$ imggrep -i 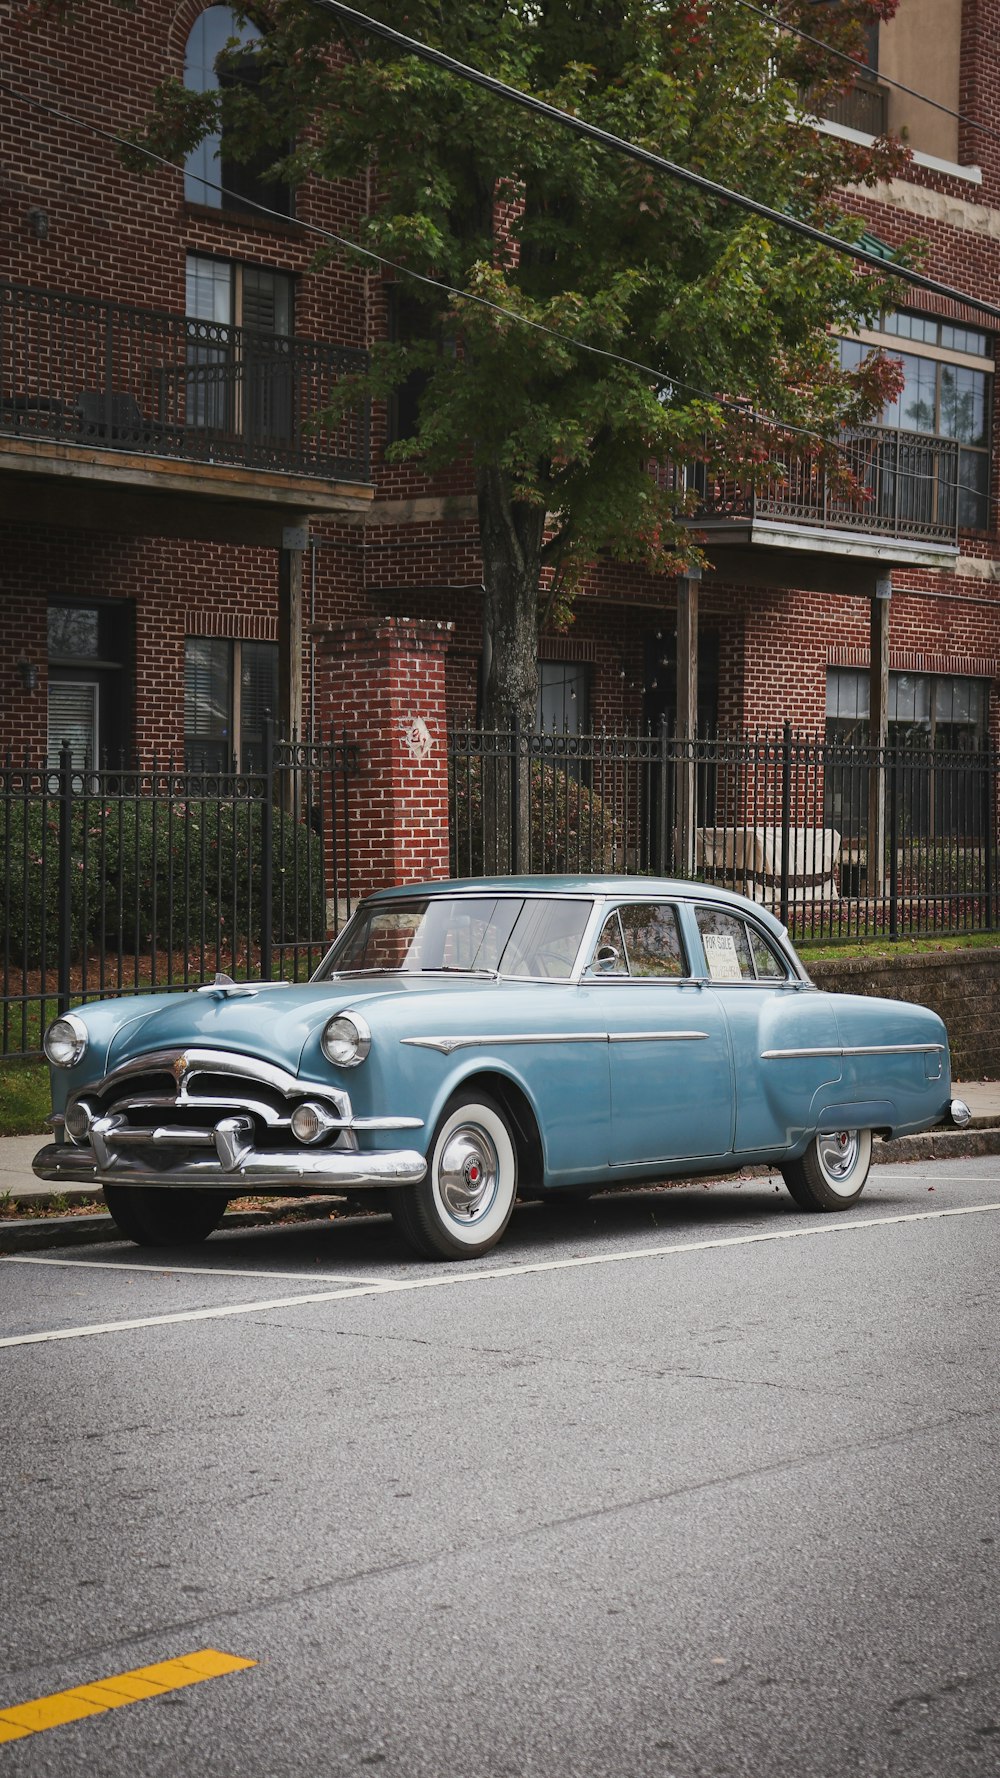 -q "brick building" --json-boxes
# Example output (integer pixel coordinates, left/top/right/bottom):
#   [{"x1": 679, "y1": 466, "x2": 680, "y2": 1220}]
[{"x1": 2, "y1": 0, "x2": 999, "y2": 893}]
